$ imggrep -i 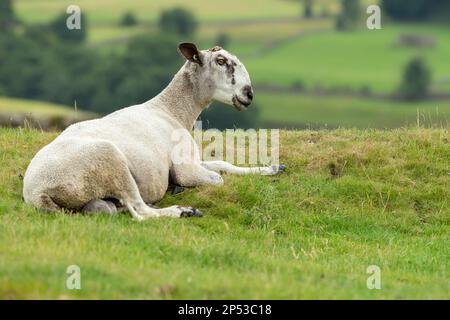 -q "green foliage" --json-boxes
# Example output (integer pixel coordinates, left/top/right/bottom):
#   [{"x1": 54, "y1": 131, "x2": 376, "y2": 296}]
[
  {"x1": 336, "y1": 0, "x2": 361, "y2": 31},
  {"x1": 200, "y1": 102, "x2": 260, "y2": 130},
  {"x1": 0, "y1": 30, "x2": 102, "y2": 108},
  {"x1": 0, "y1": 34, "x2": 55, "y2": 99},
  {"x1": 120, "y1": 11, "x2": 138, "y2": 27},
  {"x1": 49, "y1": 11, "x2": 87, "y2": 44},
  {"x1": 303, "y1": 0, "x2": 313, "y2": 18},
  {"x1": 0, "y1": 0, "x2": 16, "y2": 33},
  {"x1": 216, "y1": 33, "x2": 230, "y2": 49},
  {"x1": 1, "y1": 127, "x2": 448, "y2": 298},
  {"x1": 90, "y1": 34, "x2": 182, "y2": 112},
  {"x1": 0, "y1": 13, "x2": 186, "y2": 115},
  {"x1": 399, "y1": 57, "x2": 431, "y2": 101},
  {"x1": 381, "y1": 0, "x2": 450, "y2": 21},
  {"x1": 256, "y1": 93, "x2": 449, "y2": 129},
  {"x1": 0, "y1": 5, "x2": 262, "y2": 127},
  {"x1": 158, "y1": 7, "x2": 198, "y2": 36},
  {"x1": 245, "y1": 24, "x2": 450, "y2": 94}
]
